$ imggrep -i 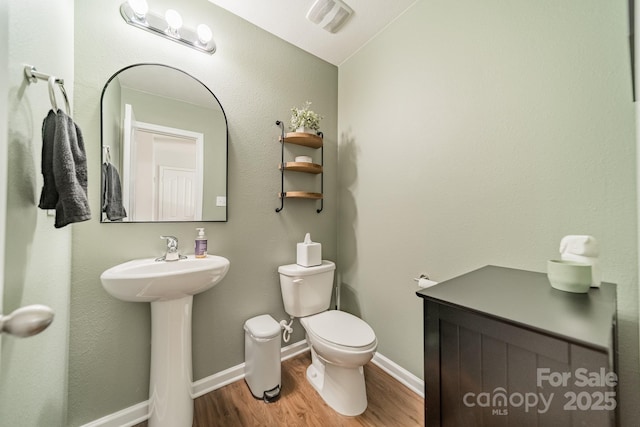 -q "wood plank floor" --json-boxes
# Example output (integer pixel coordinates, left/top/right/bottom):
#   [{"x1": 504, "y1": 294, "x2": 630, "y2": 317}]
[{"x1": 134, "y1": 351, "x2": 423, "y2": 426}]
